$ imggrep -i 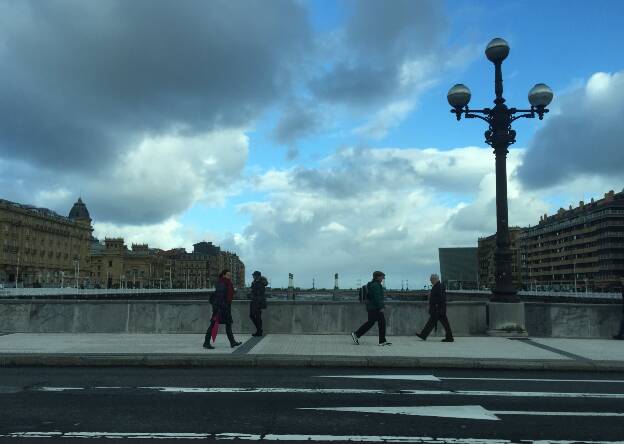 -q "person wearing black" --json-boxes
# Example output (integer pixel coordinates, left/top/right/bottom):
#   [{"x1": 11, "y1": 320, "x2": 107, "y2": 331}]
[
  {"x1": 416, "y1": 273, "x2": 454, "y2": 342},
  {"x1": 249, "y1": 270, "x2": 268, "y2": 337},
  {"x1": 351, "y1": 271, "x2": 392, "y2": 346},
  {"x1": 203, "y1": 269, "x2": 242, "y2": 349},
  {"x1": 614, "y1": 277, "x2": 624, "y2": 340}
]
